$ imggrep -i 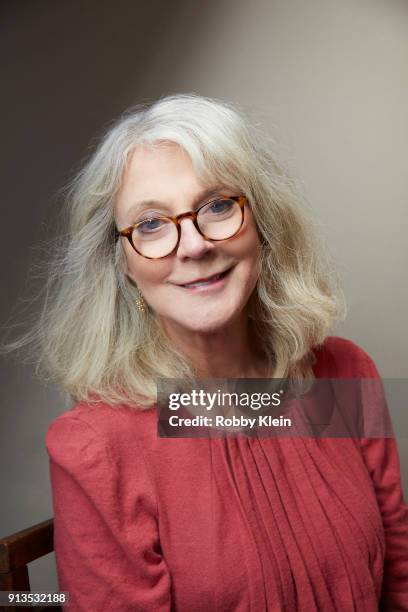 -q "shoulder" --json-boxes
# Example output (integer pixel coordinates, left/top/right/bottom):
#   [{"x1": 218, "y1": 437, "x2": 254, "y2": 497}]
[
  {"x1": 45, "y1": 400, "x2": 158, "y2": 468},
  {"x1": 46, "y1": 402, "x2": 161, "y2": 534},
  {"x1": 312, "y1": 335, "x2": 381, "y2": 378}
]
